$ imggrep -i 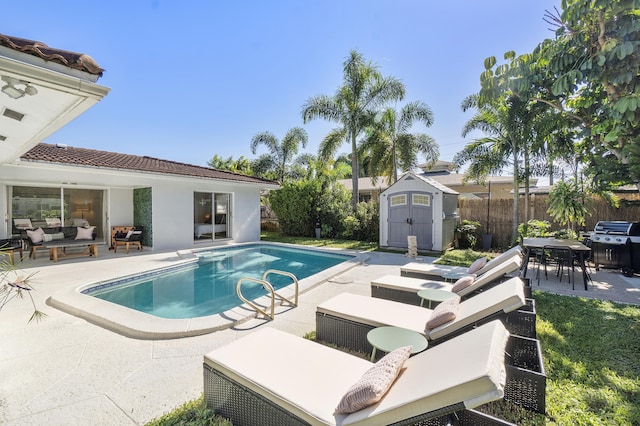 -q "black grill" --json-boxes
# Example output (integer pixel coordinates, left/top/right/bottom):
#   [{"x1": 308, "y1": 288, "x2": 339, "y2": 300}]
[{"x1": 591, "y1": 221, "x2": 640, "y2": 277}]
